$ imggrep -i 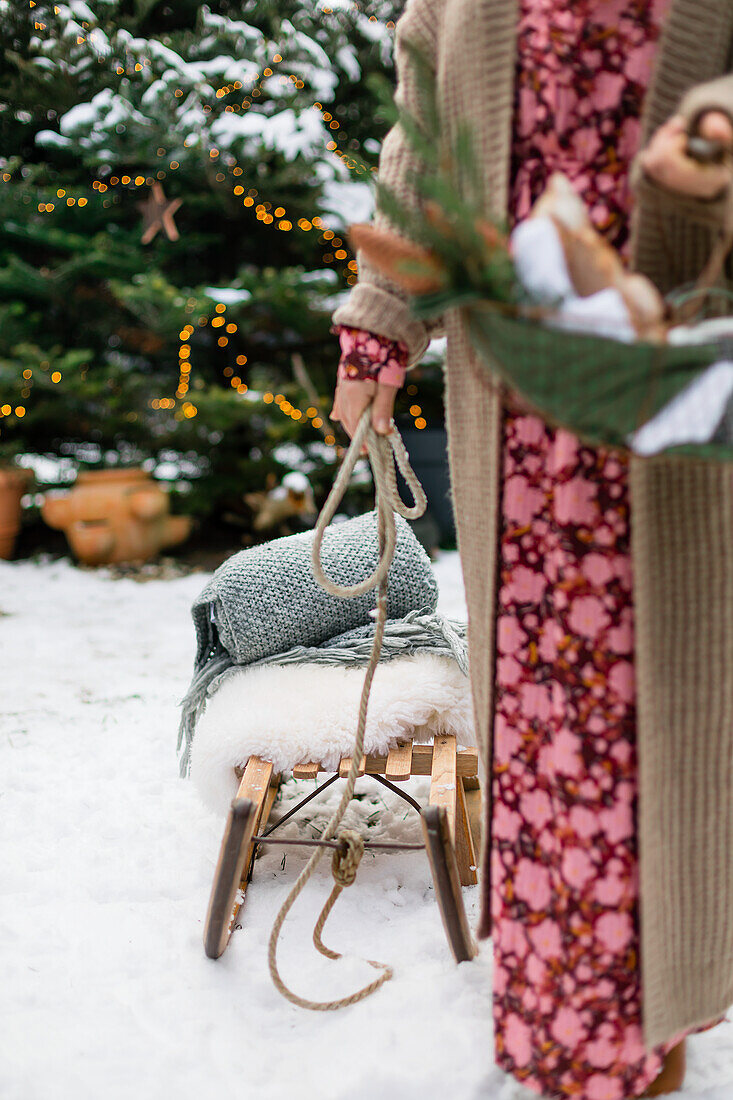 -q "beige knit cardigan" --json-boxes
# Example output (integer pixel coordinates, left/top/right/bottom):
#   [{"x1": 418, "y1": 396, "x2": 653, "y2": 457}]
[{"x1": 333, "y1": 0, "x2": 733, "y2": 1049}]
